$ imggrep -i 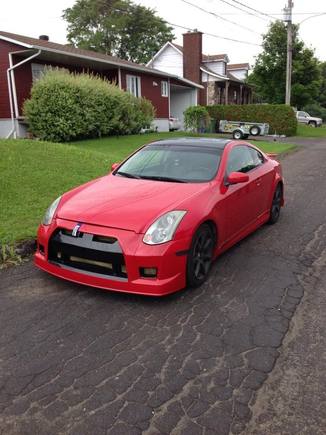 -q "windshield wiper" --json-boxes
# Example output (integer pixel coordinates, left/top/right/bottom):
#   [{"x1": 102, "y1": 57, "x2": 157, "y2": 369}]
[
  {"x1": 116, "y1": 171, "x2": 141, "y2": 179},
  {"x1": 139, "y1": 175, "x2": 187, "y2": 183}
]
